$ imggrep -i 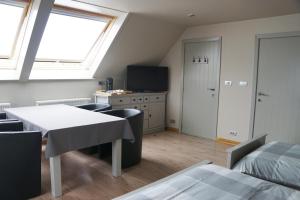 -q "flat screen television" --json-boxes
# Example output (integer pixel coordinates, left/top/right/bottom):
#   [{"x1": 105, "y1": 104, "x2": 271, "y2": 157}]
[{"x1": 126, "y1": 65, "x2": 169, "y2": 92}]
